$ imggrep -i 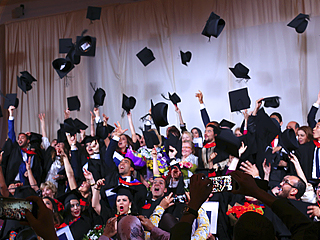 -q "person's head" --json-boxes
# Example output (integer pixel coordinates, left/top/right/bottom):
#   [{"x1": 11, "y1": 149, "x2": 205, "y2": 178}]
[
  {"x1": 69, "y1": 199, "x2": 81, "y2": 219},
  {"x1": 117, "y1": 134, "x2": 133, "y2": 152},
  {"x1": 63, "y1": 194, "x2": 81, "y2": 223},
  {"x1": 234, "y1": 127, "x2": 243, "y2": 137},
  {"x1": 85, "y1": 139, "x2": 99, "y2": 155},
  {"x1": 8, "y1": 181, "x2": 23, "y2": 195},
  {"x1": 204, "y1": 122, "x2": 219, "y2": 143},
  {"x1": 191, "y1": 127, "x2": 202, "y2": 139},
  {"x1": 118, "y1": 158, "x2": 135, "y2": 177},
  {"x1": 43, "y1": 196, "x2": 55, "y2": 211},
  {"x1": 286, "y1": 121, "x2": 300, "y2": 135},
  {"x1": 233, "y1": 211, "x2": 275, "y2": 240},
  {"x1": 18, "y1": 133, "x2": 29, "y2": 148},
  {"x1": 55, "y1": 142, "x2": 66, "y2": 156},
  {"x1": 40, "y1": 181, "x2": 57, "y2": 199},
  {"x1": 51, "y1": 139, "x2": 58, "y2": 148},
  {"x1": 166, "y1": 126, "x2": 181, "y2": 139},
  {"x1": 270, "y1": 112, "x2": 283, "y2": 126},
  {"x1": 151, "y1": 177, "x2": 167, "y2": 200},
  {"x1": 116, "y1": 195, "x2": 132, "y2": 215},
  {"x1": 313, "y1": 121, "x2": 320, "y2": 141},
  {"x1": 78, "y1": 180, "x2": 91, "y2": 194},
  {"x1": 181, "y1": 140, "x2": 195, "y2": 158},
  {"x1": 136, "y1": 134, "x2": 145, "y2": 147},
  {"x1": 297, "y1": 126, "x2": 313, "y2": 145},
  {"x1": 181, "y1": 131, "x2": 193, "y2": 142},
  {"x1": 278, "y1": 175, "x2": 306, "y2": 200},
  {"x1": 117, "y1": 215, "x2": 145, "y2": 240}
]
